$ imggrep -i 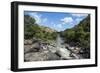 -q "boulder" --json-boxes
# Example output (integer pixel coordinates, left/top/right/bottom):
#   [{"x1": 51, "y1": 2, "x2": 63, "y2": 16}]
[
  {"x1": 46, "y1": 52, "x2": 60, "y2": 60},
  {"x1": 24, "y1": 39, "x2": 33, "y2": 45},
  {"x1": 24, "y1": 50, "x2": 60, "y2": 62},
  {"x1": 24, "y1": 52, "x2": 48, "y2": 61},
  {"x1": 24, "y1": 42, "x2": 41, "y2": 53}
]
